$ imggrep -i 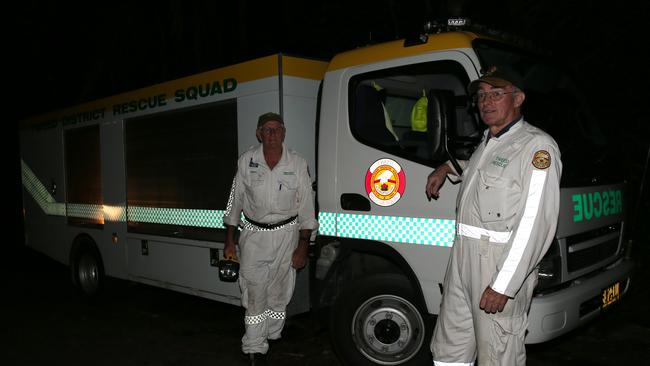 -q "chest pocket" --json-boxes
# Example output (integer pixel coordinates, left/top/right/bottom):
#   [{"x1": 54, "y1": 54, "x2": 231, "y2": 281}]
[
  {"x1": 276, "y1": 175, "x2": 298, "y2": 212},
  {"x1": 477, "y1": 169, "x2": 517, "y2": 223},
  {"x1": 244, "y1": 171, "x2": 266, "y2": 208}
]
